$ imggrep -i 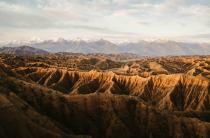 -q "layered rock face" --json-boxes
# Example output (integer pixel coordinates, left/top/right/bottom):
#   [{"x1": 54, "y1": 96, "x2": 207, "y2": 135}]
[{"x1": 0, "y1": 55, "x2": 210, "y2": 138}]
